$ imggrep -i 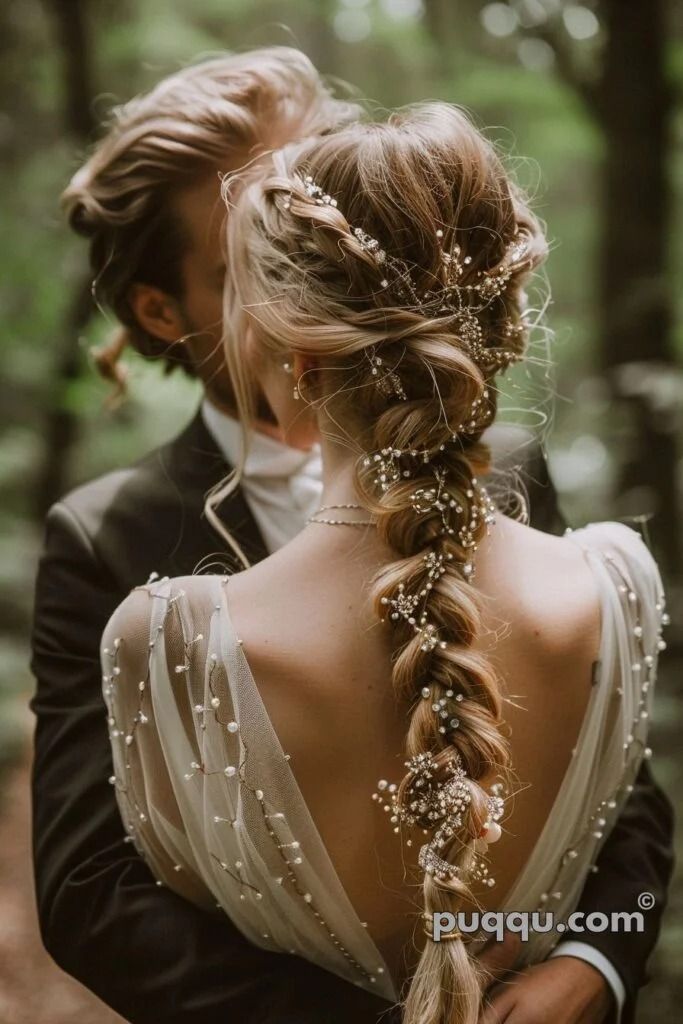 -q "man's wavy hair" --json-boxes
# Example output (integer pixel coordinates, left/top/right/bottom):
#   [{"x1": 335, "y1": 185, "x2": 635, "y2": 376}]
[{"x1": 62, "y1": 47, "x2": 363, "y2": 388}]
